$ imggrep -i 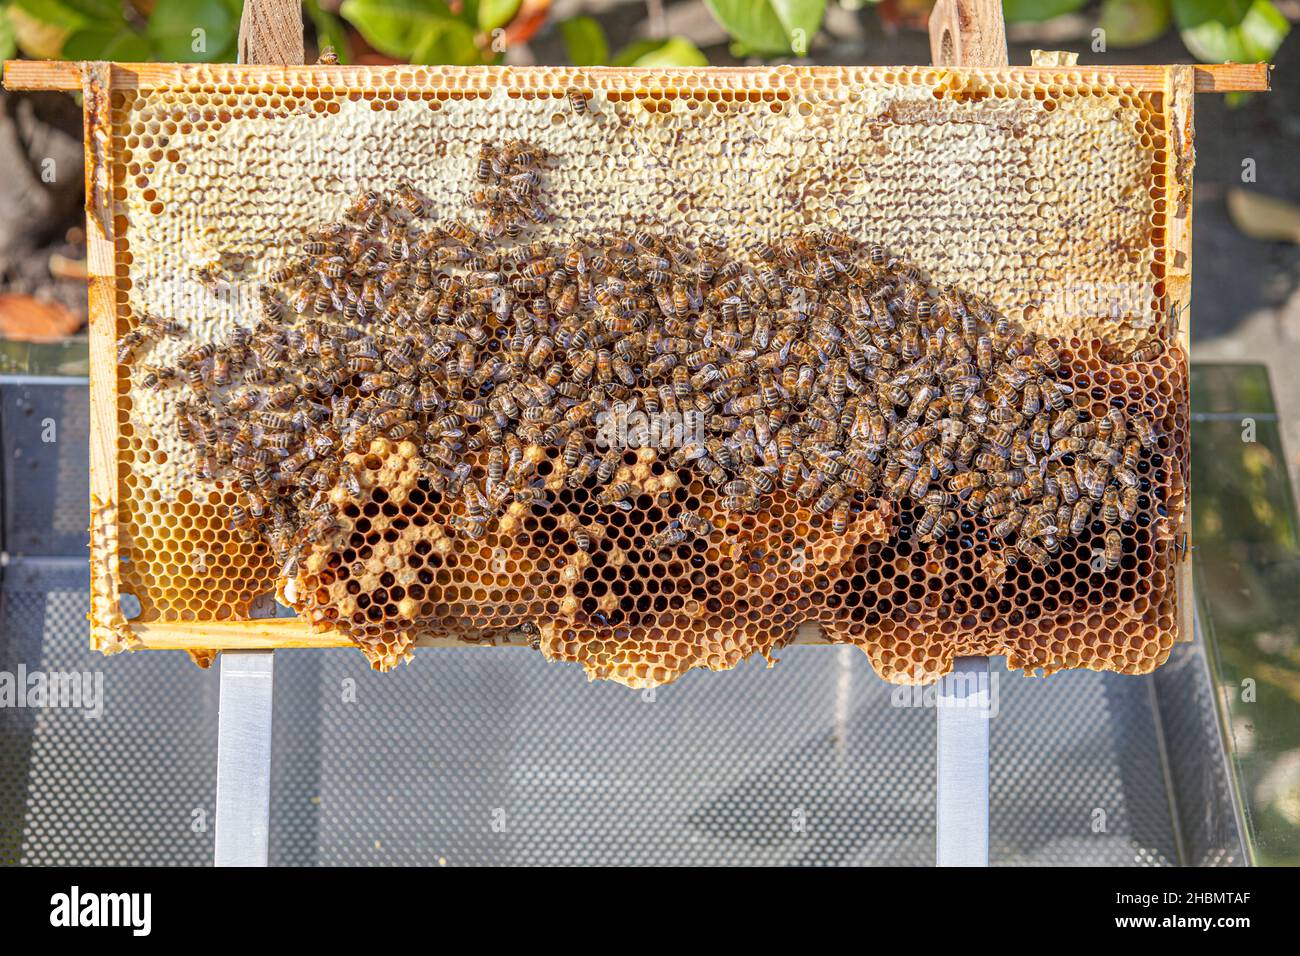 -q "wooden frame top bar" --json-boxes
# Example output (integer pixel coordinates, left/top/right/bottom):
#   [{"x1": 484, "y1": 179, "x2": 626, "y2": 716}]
[{"x1": 3, "y1": 59, "x2": 1273, "y2": 94}]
